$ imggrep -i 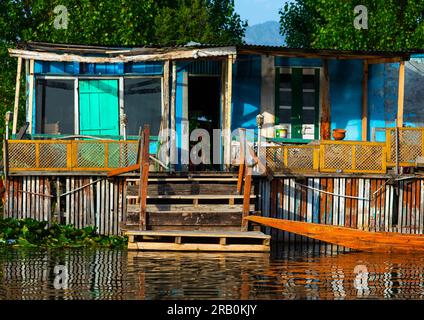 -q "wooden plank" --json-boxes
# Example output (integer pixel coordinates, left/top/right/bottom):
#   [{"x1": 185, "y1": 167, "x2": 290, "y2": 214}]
[
  {"x1": 237, "y1": 129, "x2": 246, "y2": 194},
  {"x1": 306, "y1": 179, "x2": 313, "y2": 223},
  {"x1": 160, "y1": 60, "x2": 170, "y2": 166},
  {"x1": 107, "y1": 164, "x2": 140, "y2": 178},
  {"x1": 241, "y1": 166, "x2": 252, "y2": 231},
  {"x1": 12, "y1": 57, "x2": 22, "y2": 134},
  {"x1": 333, "y1": 178, "x2": 339, "y2": 226},
  {"x1": 362, "y1": 61, "x2": 368, "y2": 141},
  {"x1": 127, "y1": 183, "x2": 239, "y2": 196},
  {"x1": 96, "y1": 179, "x2": 101, "y2": 233},
  {"x1": 421, "y1": 180, "x2": 424, "y2": 234},
  {"x1": 170, "y1": 61, "x2": 177, "y2": 167},
  {"x1": 397, "y1": 61, "x2": 405, "y2": 127},
  {"x1": 363, "y1": 179, "x2": 370, "y2": 231},
  {"x1": 128, "y1": 242, "x2": 270, "y2": 252},
  {"x1": 28, "y1": 59, "x2": 34, "y2": 134},
  {"x1": 125, "y1": 230, "x2": 270, "y2": 239},
  {"x1": 147, "y1": 211, "x2": 243, "y2": 226},
  {"x1": 357, "y1": 178, "x2": 364, "y2": 230},
  {"x1": 105, "y1": 178, "x2": 110, "y2": 235},
  {"x1": 139, "y1": 125, "x2": 150, "y2": 230},
  {"x1": 9, "y1": 47, "x2": 238, "y2": 64}
]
